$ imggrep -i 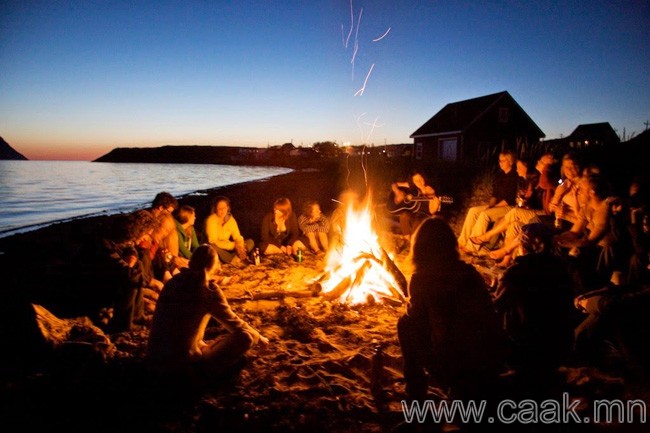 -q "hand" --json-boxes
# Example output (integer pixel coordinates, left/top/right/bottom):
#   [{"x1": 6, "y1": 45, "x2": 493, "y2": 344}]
[
  {"x1": 258, "y1": 335, "x2": 270, "y2": 346},
  {"x1": 235, "y1": 242, "x2": 247, "y2": 260},
  {"x1": 126, "y1": 254, "x2": 138, "y2": 268}
]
